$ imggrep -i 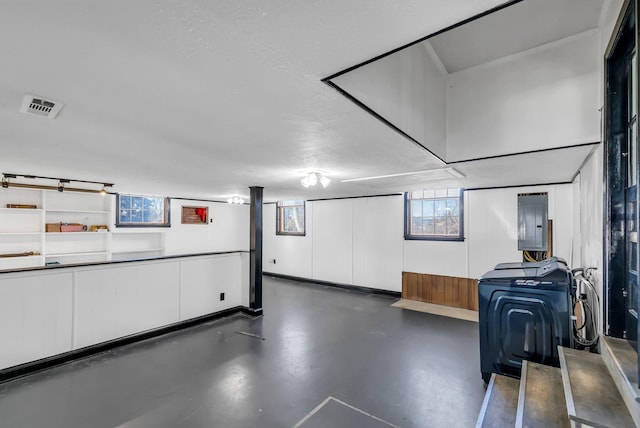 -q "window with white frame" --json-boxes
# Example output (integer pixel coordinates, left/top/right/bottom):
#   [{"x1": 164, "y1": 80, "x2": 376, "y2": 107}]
[{"x1": 405, "y1": 188, "x2": 463, "y2": 240}]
